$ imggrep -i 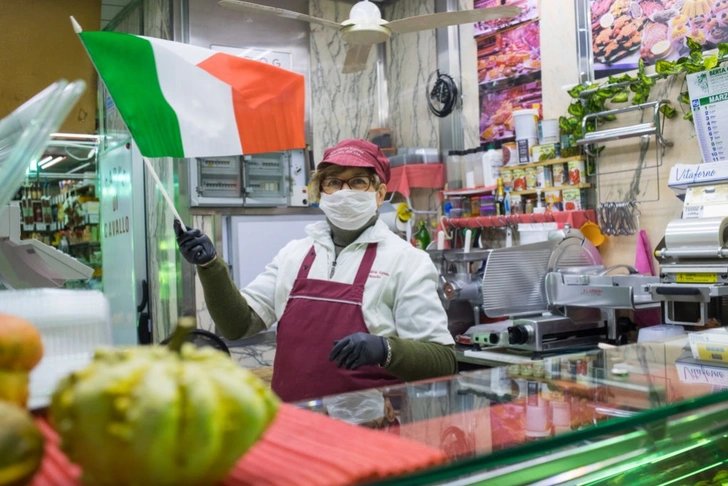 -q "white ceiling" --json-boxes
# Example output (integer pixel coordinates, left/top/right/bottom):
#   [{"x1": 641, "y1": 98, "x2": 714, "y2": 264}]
[
  {"x1": 100, "y1": 0, "x2": 396, "y2": 29},
  {"x1": 101, "y1": 0, "x2": 135, "y2": 29}
]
